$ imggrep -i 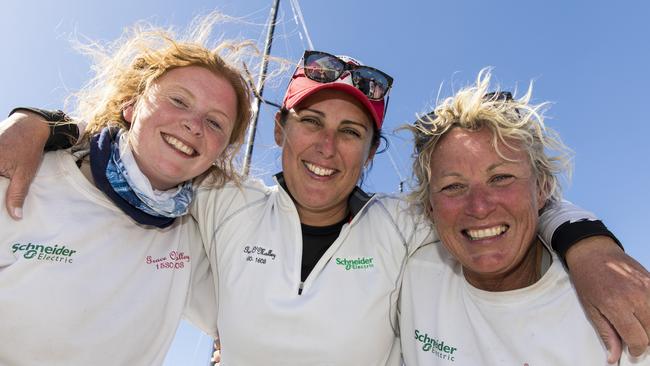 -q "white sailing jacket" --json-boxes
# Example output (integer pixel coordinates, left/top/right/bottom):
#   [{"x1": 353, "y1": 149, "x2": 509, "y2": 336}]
[
  {"x1": 192, "y1": 174, "x2": 433, "y2": 365},
  {"x1": 0, "y1": 151, "x2": 217, "y2": 366}
]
